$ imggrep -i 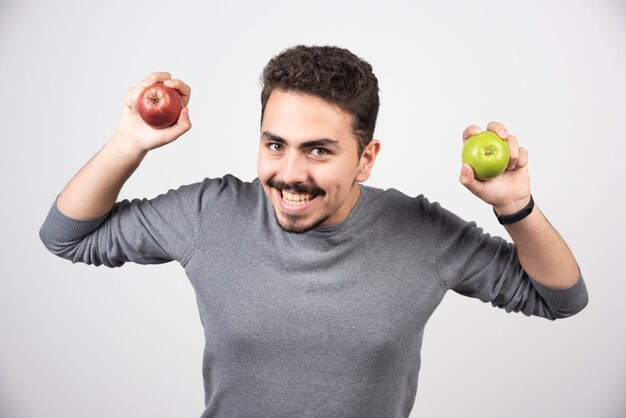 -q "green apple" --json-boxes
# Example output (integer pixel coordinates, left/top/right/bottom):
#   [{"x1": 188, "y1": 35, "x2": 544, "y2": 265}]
[{"x1": 462, "y1": 131, "x2": 510, "y2": 180}]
